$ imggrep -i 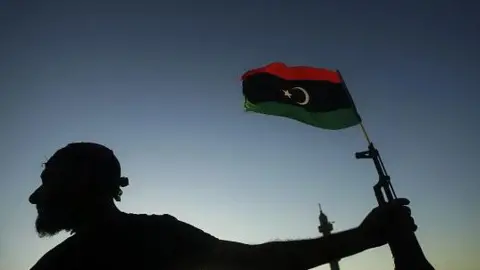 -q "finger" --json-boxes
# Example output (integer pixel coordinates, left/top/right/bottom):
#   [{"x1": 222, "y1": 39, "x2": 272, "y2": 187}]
[
  {"x1": 393, "y1": 214, "x2": 417, "y2": 230},
  {"x1": 383, "y1": 202, "x2": 411, "y2": 215},
  {"x1": 395, "y1": 207, "x2": 414, "y2": 222},
  {"x1": 400, "y1": 206, "x2": 412, "y2": 215},
  {"x1": 392, "y1": 198, "x2": 410, "y2": 206},
  {"x1": 401, "y1": 218, "x2": 417, "y2": 232},
  {"x1": 410, "y1": 217, "x2": 417, "y2": 229}
]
